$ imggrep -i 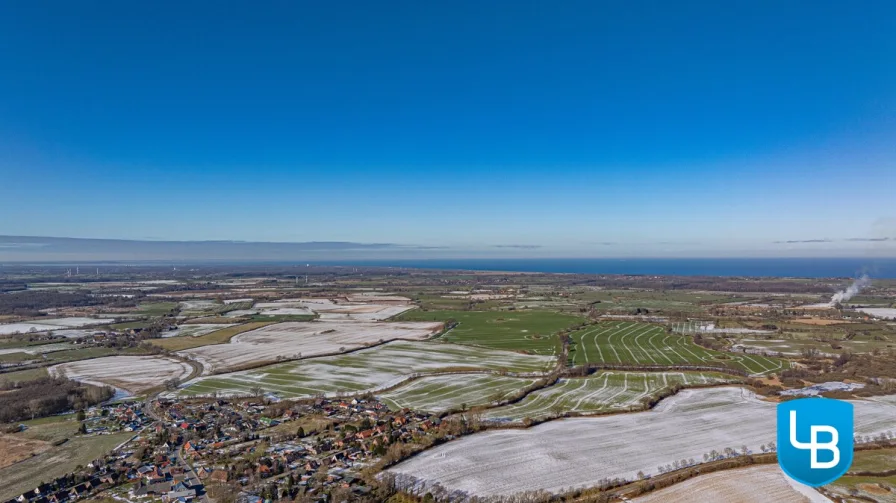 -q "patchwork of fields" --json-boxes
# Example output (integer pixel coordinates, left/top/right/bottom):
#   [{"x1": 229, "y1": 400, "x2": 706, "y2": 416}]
[
  {"x1": 377, "y1": 374, "x2": 538, "y2": 413},
  {"x1": 481, "y1": 371, "x2": 737, "y2": 422},
  {"x1": 397, "y1": 310, "x2": 585, "y2": 355},
  {"x1": 174, "y1": 341, "x2": 555, "y2": 399},
  {"x1": 570, "y1": 321, "x2": 787, "y2": 375},
  {"x1": 179, "y1": 320, "x2": 444, "y2": 374}
]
